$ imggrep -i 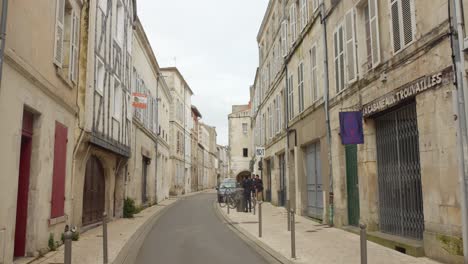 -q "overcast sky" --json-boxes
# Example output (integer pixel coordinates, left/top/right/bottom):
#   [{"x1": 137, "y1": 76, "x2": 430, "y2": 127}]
[{"x1": 137, "y1": 0, "x2": 269, "y2": 146}]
